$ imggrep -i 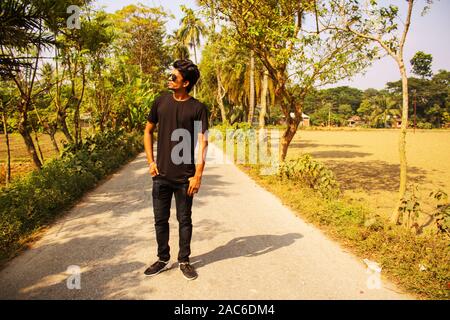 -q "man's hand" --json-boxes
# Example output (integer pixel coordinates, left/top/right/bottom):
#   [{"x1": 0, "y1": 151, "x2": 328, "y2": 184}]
[
  {"x1": 187, "y1": 176, "x2": 202, "y2": 196},
  {"x1": 149, "y1": 162, "x2": 159, "y2": 177}
]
